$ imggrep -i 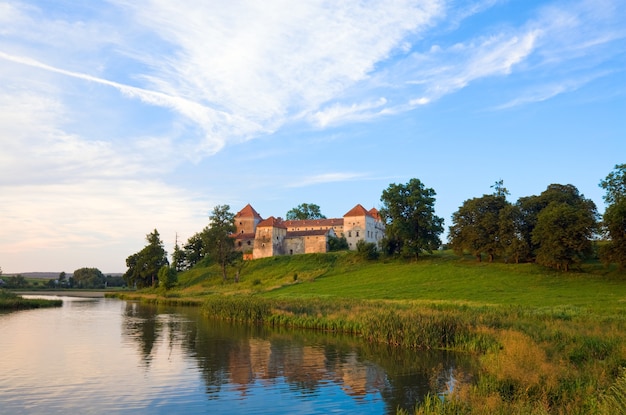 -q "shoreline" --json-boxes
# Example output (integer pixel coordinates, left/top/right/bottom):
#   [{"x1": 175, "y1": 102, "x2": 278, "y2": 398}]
[{"x1": 14, "y1": 290, "x2": 109, "y2": 298}]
